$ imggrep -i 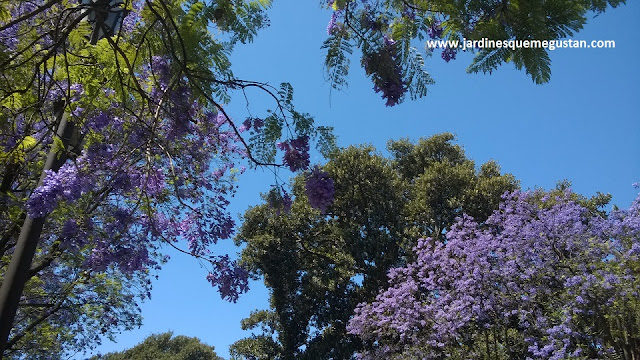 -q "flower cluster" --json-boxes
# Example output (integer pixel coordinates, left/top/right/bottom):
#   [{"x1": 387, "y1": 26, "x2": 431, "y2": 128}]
[
  {"x1": 402, "y1": 6, "x2": 416, "y2": 20},
  {"x1": 27, "y1": 163, "x2": 95, "y2": 218},
  {"x1": 240, "y1": 117, "x2": 265, "y2": 133},
  {"x1": 348, "y1": 190, "x2": 640, "y2": 359},
  {"x1": 0, "y1": 2, "x2": 38, "y2": 51},
  {"x1": 427, "y1": 20, "x2": 443, "y2": 38},
  {"x1": 327, "y1": 11, "x2": 343, "y2": 35},
  {"x1": 0, "y1": 0, "x2": 313, "y2": 355},
  {"x1": 305, "y1": 166, "x2": 335, "y2": 213},
  {"x1": 441, "y1": 47, "x2": 457, "y2": 62},
  {"x1": 362, "y1": 35, "x2": 406, "y2": 106},
  {"x1": 206, "y1": 255, "x2": 250, "y2": 303},
  {"x1": 0, "y1": 114, "x2": 25, "y2": 152},
  {"x1": 277, "y1": 135, "x2": 310, "y2": 172},
  {"x1": 121, "y1": 0, "x2": 144, "y2": 34}
]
